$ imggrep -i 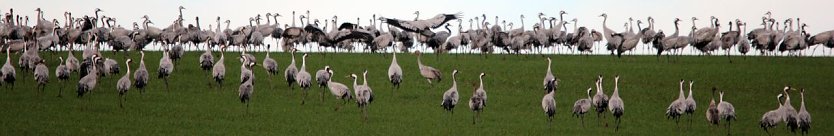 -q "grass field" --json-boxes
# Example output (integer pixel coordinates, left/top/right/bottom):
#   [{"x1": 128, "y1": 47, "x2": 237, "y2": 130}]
[{"x1": 0, "y1": 51, "x2": 831, "y2": 135}]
